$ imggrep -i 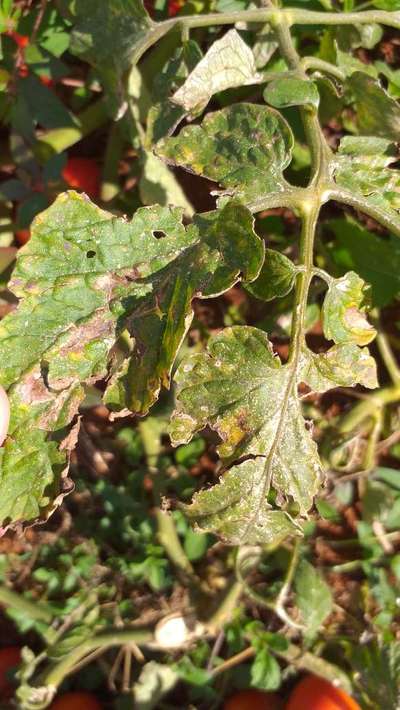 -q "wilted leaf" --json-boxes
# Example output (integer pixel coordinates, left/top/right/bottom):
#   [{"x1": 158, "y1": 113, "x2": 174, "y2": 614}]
[
  {"x1": 0, "y1": 193, "x2": 262, "y2": 530},
  {"x1": 333, "y1": 136, "x2": 400, "y2": 218},
  {"x1": 326, "y1": 219, "x2": 400, "y2": 307},
  {"x1": 182, "y1": 459, "x2": 304, "y2": 545},
  {"x1": 70, "y1": 0, "x2": 153, "y2": 114},
  {"x1": 245, "y1": 248, "x2": 296, "y2": 301},
  {"x1": 170, "y1": 326, "x2": 322, "y2": 544},
  {"x1": 294, "y1": 559, "x2": 333, "y2": 638},
  {"x1": 322, "y1": 271, "x2": 376, "y2": 346},
  {"x1": 346, "y1": 72, "x2": 400, "y2": 140},
  {"x1": 300, "y1": 343, "x2": 378, "y2": 392},
  {"x1": 157, "y1": 103, "x2": 294, "y2": 202},
  {"x1": 172, "y1": 29, "x2": 261, "y2": 114},
  {"x1": 264, "y1": 76, "x2": 319, "y2": 109},
  {"x1": 105, "y1": 200, "x2": 264, "y2": 414}
]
